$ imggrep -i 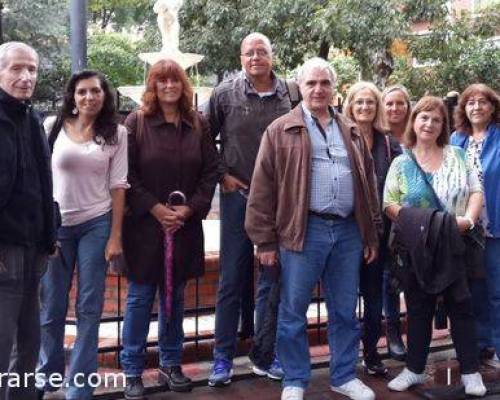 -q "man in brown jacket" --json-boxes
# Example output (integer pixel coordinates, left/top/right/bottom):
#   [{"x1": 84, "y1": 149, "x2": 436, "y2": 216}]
[{"x1": 245, "y1": 57, "x2": 381, "y2": 400}]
